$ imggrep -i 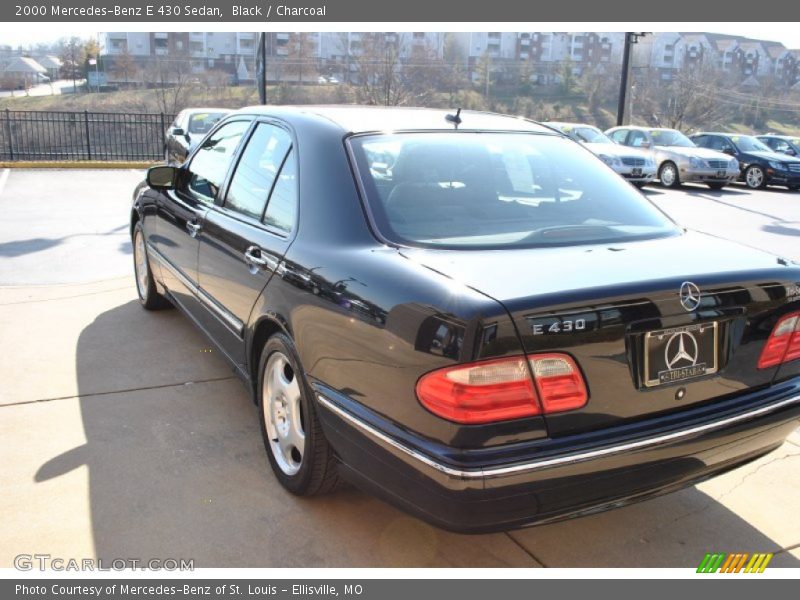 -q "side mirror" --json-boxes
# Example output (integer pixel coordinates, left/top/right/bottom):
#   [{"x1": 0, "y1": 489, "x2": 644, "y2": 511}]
[
  {"x1": 785, "y1": 148, "x2": 797, "y2": 156},
  {"x1": 147, "y1": 165, "x2": 178, "y2": 190},
  {"x1": 722, "y1": 148, "x2": 735, "y2": 156},
  {"x1": 640, "y1": 141, "x2": 651, "y2": 149},
  {"x1": 170, "y1": 127, "x2": 185, "y2": 136}
]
